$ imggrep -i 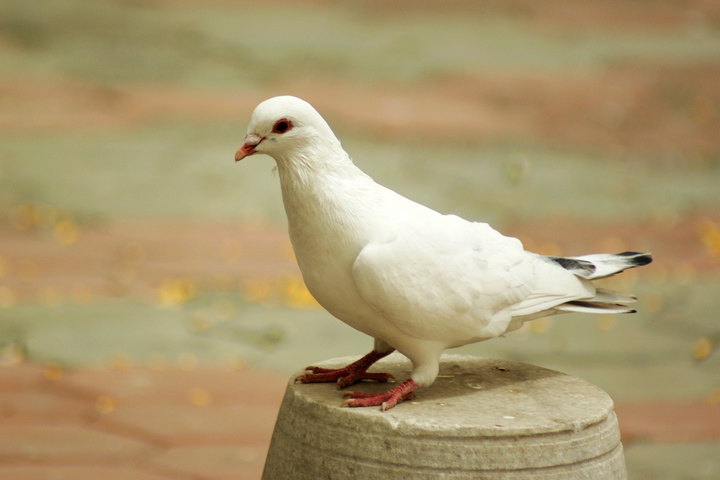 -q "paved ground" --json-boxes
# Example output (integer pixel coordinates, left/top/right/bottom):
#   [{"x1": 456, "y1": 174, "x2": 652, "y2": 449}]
[
  {"x1": 1, "y1": 219, "x2": 719, "y2": 479},
  {"x1": 0, "y1": 363, "x2": 287, "y2": 480},
  {"x1": 1, "y1": 362, "x2": 719, "y2": 480}
]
